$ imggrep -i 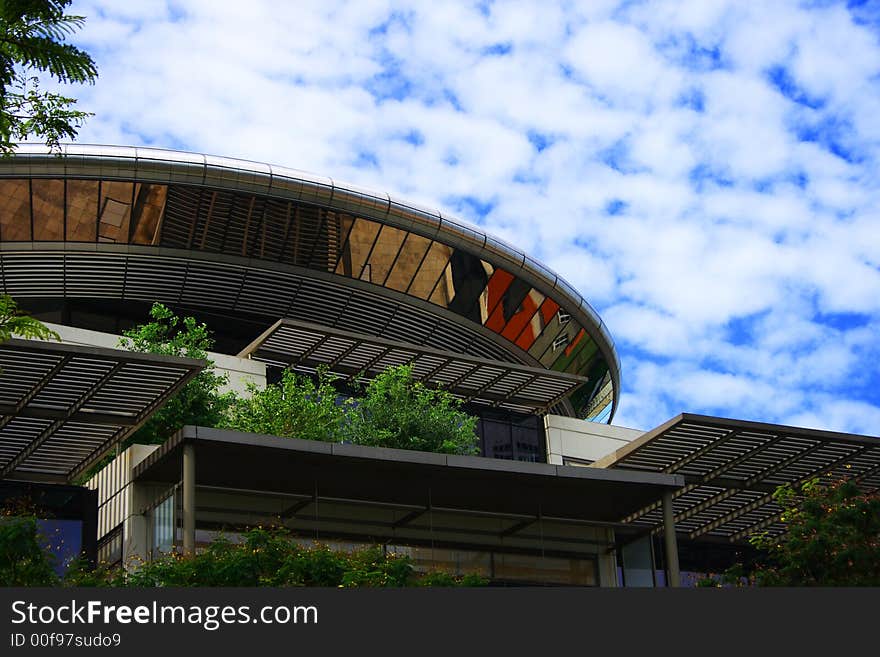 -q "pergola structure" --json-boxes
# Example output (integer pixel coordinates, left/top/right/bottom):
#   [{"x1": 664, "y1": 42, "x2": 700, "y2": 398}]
[
  {"x1": 239, "y1": 318, "x2": 590, "y2": 415},
  {"x1": 0, "y1": 338, "x2": 204, "y2": 482},
  {"x1": 592, "y1": 413, "x2": 880, "y2": 544},
  {"x1": 133, "y1": 425, "x2": 685, "y2": 585}
]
